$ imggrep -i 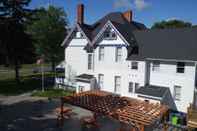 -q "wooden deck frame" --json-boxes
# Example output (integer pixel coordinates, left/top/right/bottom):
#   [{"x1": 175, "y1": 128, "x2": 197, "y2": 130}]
[{"x1": 60, "y1": 90, "x2": 169, "y2": 131}]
